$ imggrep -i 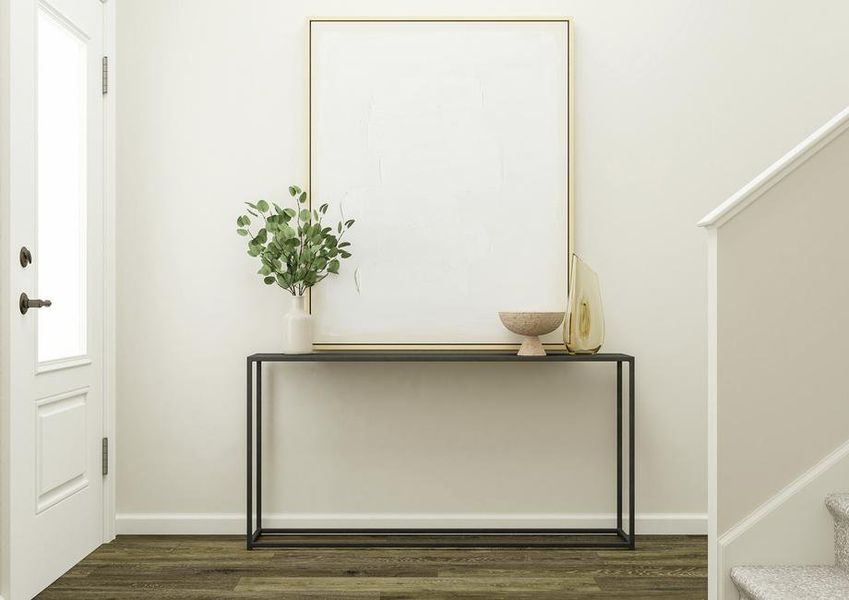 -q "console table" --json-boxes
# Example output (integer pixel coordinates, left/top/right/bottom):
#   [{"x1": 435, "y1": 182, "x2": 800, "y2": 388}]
[{"x1": 246, "y1": 351, "x2": 635, "y2": 549}]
